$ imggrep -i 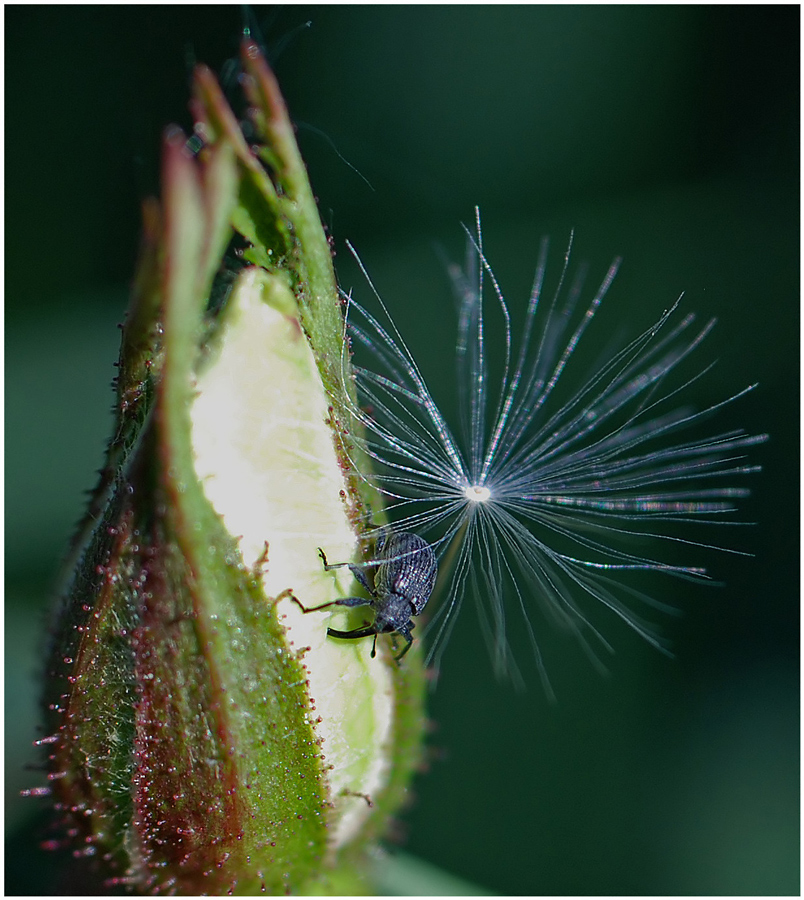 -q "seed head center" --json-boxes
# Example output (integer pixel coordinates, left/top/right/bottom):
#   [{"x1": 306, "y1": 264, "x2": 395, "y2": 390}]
[{"x1": 464, "y1": 484, "x2": 492, "y2": 503}]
